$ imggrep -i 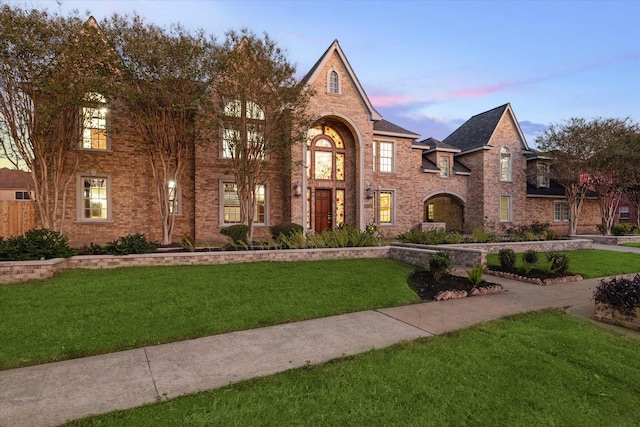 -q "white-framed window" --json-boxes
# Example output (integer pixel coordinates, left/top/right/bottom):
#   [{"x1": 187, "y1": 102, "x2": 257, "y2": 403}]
[
  {"x1": 82, "y1": 92, "x2": 109, "y2": 150},
  {"x1": 168, "y1": 180, "x2": 181, "y2": 215},
  {"x1": 537, "y1": 164, "x2": 549, "y2": 188},
  {"x1": 374, "y1": 141, "x2": 394, "y2": 173},
  {"x1": 77, "y1": 174, "x2": 111, "y2": 221},
  {"x1": 439, "y1": 156, "x2": 450, "y2": 178},
  {"x1": 500, "y1": 195, "x2": 511, "y2": 222},
  {"x1": 328, "y1": 70, "x2": 340, "y2": 94},
  {"x1": 619, "y1": 206, "x2": 630, "y2": 220},
  {"x1": 554, "y1": 201, "x2": 570, "y2": 222},
  {"x1": 221, "y1": 100, "x2": 264, "y2": 159},
  {"x1": 500, "y1": 147, "x2": 511, "y2": 181},
  {"x1": 14, "y1": 191, "x2": 30, "y2": 200},
  {"x1": 222, "y1": 182, "x2": 266, "y2": 225},
  {"x1": 376, "y1": 190, "x2": 394, "y2": 225}
]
